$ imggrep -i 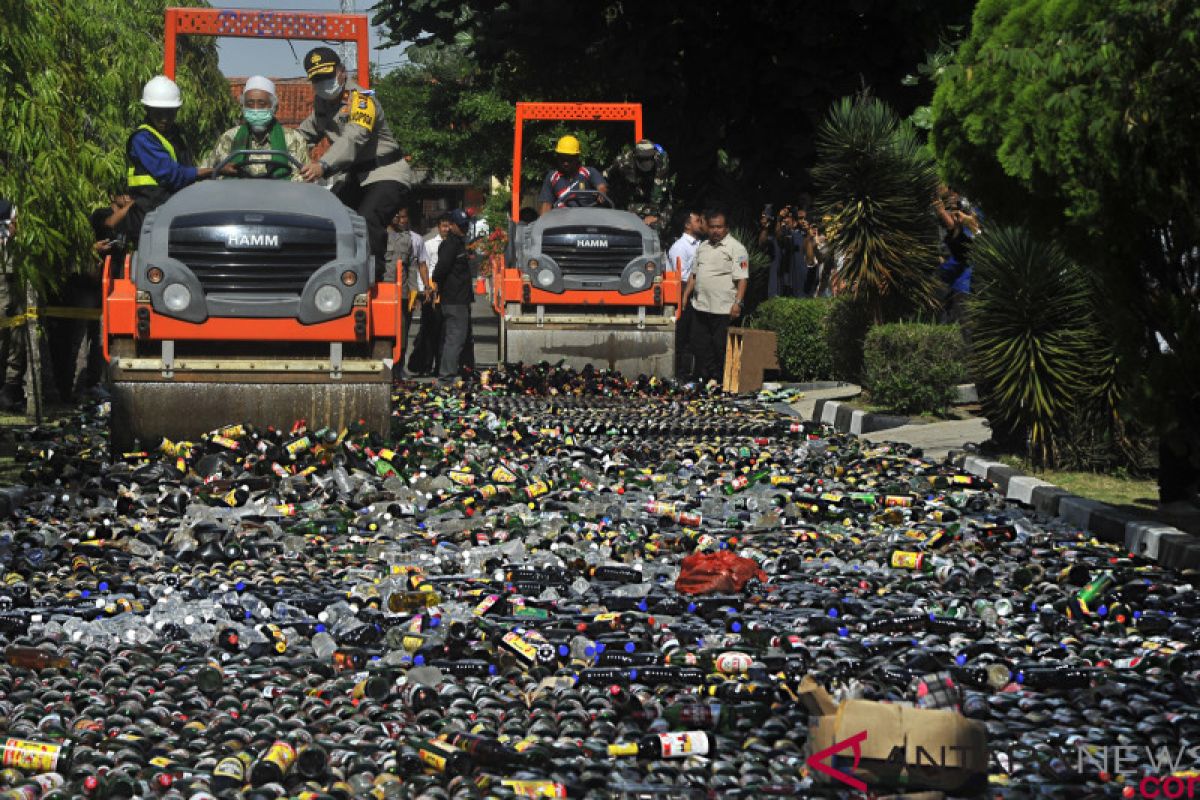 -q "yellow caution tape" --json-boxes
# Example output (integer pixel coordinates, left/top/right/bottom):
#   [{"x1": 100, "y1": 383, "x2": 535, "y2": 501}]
[{"x1": 0, "y1": 305, "x2": 102, "y2": 328}]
